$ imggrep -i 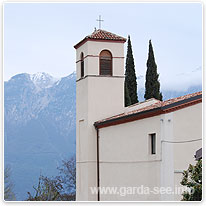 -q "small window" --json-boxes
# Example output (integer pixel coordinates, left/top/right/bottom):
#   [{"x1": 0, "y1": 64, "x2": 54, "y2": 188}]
[
  {"x1": 150, "y1": 133, "x2": 156, "y2": 154},
  {"x1": 100, "y1": 50, "x2": 112, "y2": 76},
  {"x1": 80, "y1": 52, "x2": 84, "y2": 78}
]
